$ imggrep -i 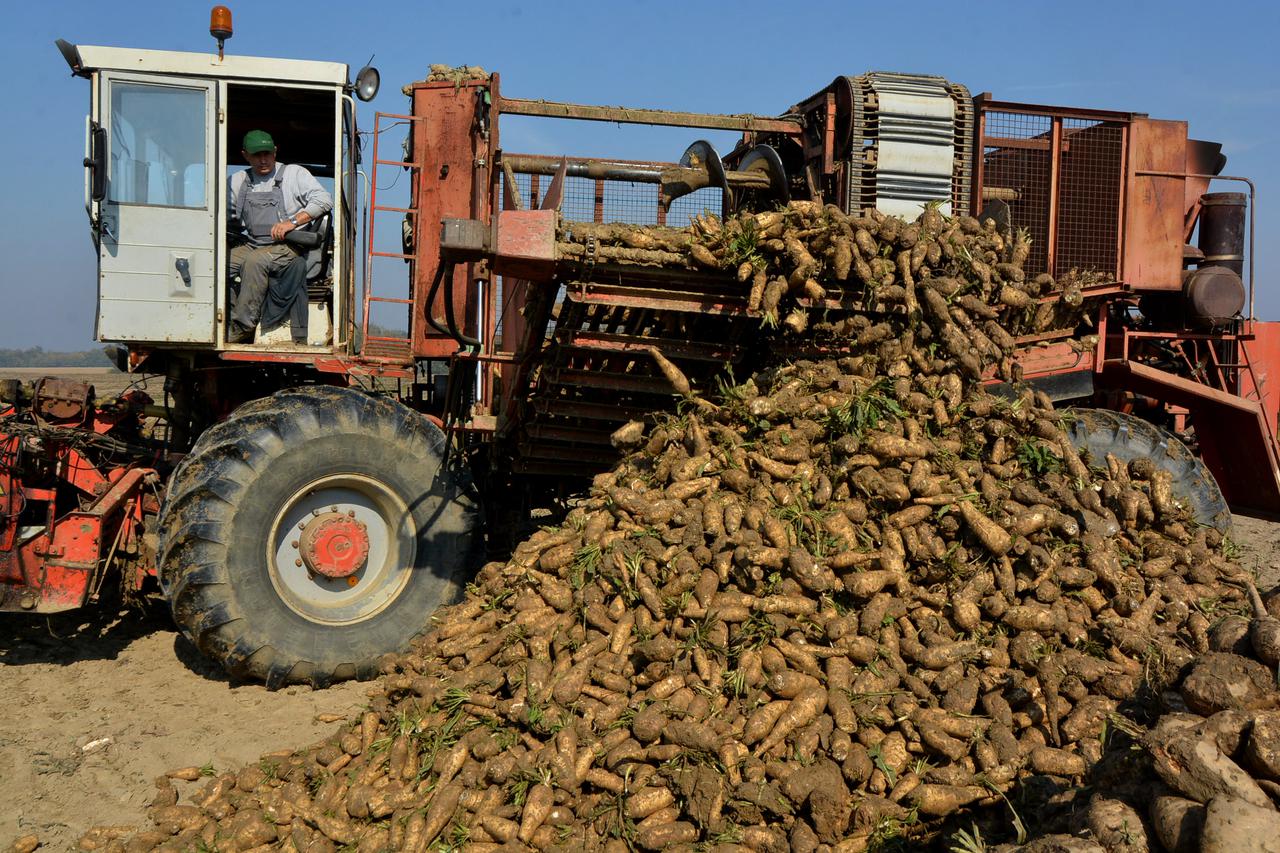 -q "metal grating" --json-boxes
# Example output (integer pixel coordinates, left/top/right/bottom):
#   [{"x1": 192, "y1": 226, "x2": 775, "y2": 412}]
[
  {"x1": 559, "y1": 177, "x2": 599, "y2": 224},
  {"x1": 948, "y1": 80, "x2": 975, "y2": 218},
  {"x1": 1056, "y1": 119, "x2": 1123, "y2": 277},
  {"x1": 601, "y1": 181, "x2": 664, "y2": 225},
  {"x1": 981, "y1": 112, "x2": 1053, "y2": 274},
  {"x1": 503, "y1": 170, "x2": 536, "y2": 207},
  {"x1": 493, "y1": 166, "x2": 742, "y2": 473},
  {"x1": 513, "y1": 281, "x2": 754, "y2": 476}
]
